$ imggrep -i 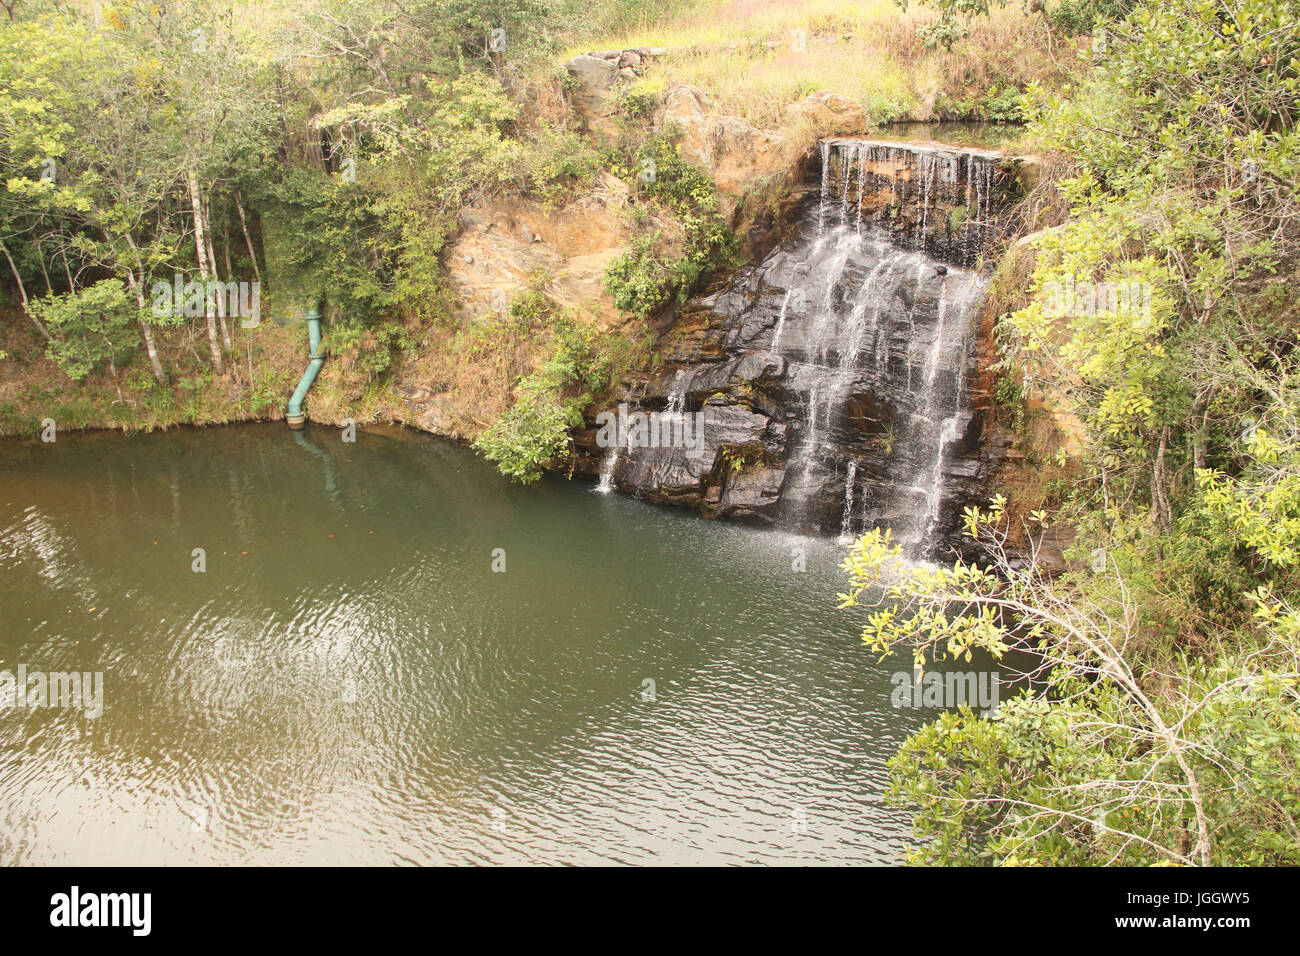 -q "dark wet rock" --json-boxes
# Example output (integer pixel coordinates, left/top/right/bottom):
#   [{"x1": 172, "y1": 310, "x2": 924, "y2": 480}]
[
  {"x1": 578, "y1": 137, "x2": 1020, "y2": 555},
  {"x1": 819, "y1": 138, "x2": 1021, "y2": 268}
]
